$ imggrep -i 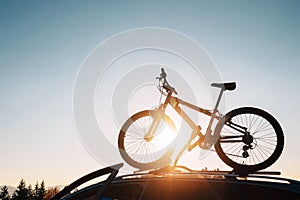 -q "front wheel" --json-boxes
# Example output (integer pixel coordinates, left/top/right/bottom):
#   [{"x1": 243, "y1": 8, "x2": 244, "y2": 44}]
[
  {"x1": 118, "y1": 110, "x2": 177, "y2": 170},
  {"x1": 214, "y1": 107, "x2": 284, "y2": 173}
]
